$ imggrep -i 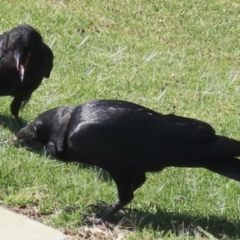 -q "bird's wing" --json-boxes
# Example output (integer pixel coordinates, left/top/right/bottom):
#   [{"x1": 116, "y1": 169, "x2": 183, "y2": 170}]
[
  {"x1": 67, "y1": 103, "x2": 216, "y2": 166},
  {"x1": 72, "y1": 100, "x2": 216, "y2": 141},
  {"x1": 148, "y1": 113, "x2": 215, "y2": 140},
  {"x1": 42, "y1": 43, "x2": 54, "y2": 78}
]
